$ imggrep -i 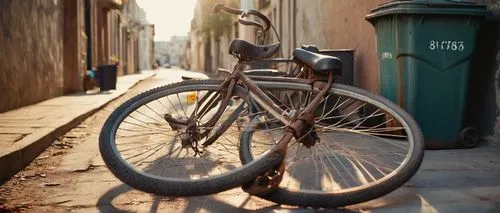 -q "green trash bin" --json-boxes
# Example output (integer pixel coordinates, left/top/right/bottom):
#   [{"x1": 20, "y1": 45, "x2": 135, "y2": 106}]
[{"x1": 366, "y1": 0, "x2": 490, "y2": 149}]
